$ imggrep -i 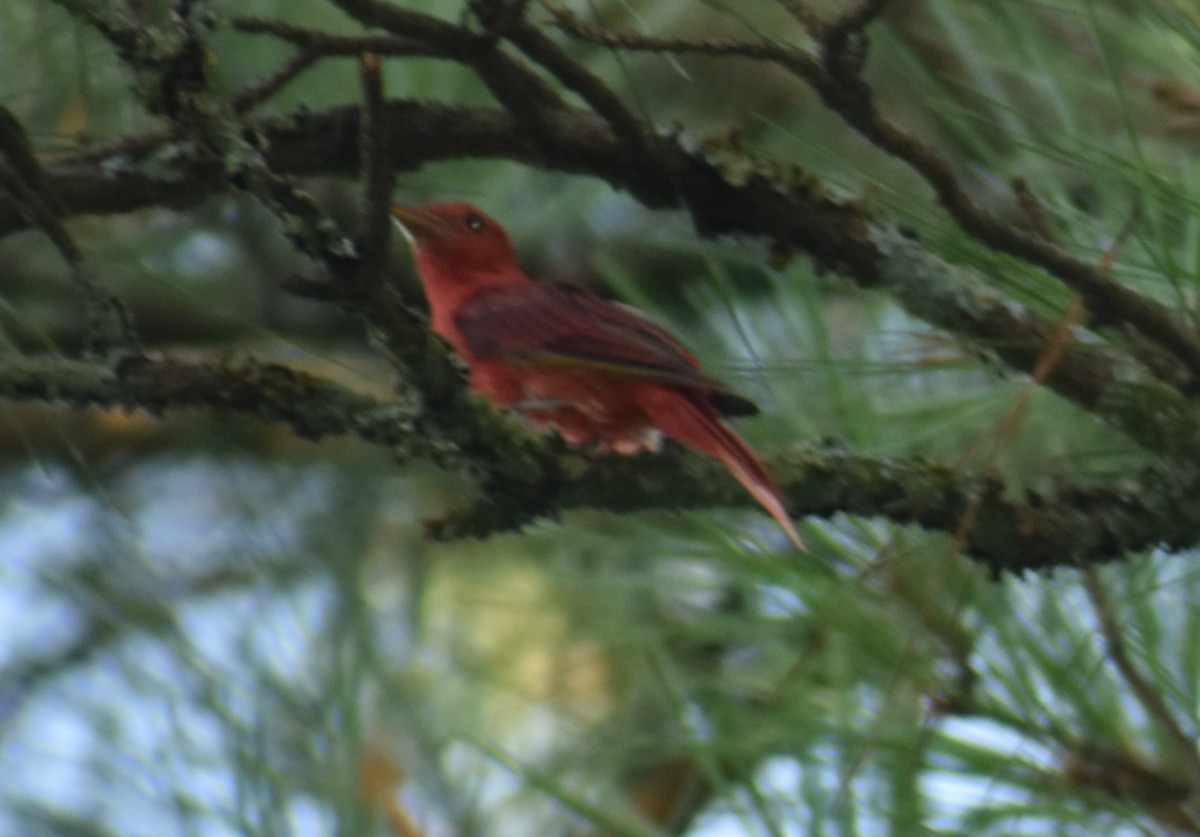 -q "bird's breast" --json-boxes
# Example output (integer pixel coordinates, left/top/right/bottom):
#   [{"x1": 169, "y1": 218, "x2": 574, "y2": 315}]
[{"x1": 467, "y1": 358, "x2": 659, "y2": 450}]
